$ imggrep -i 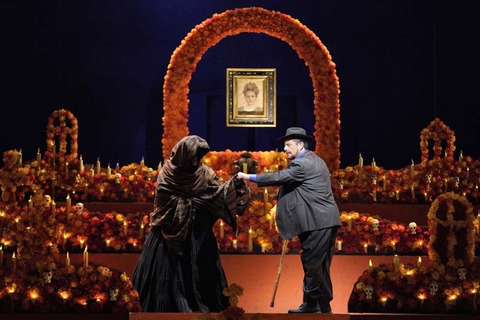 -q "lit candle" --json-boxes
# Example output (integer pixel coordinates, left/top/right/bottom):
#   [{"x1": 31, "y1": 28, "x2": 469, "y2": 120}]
[
  {"x1": 28, "y1": 195, "x2": 33, "y2": 208},
  {"x1": 424, "y1": 192, "x2": 428, "y2": 201},
  {"x1": 80, "y1": 239, "x2": 85, "y2": 249},
  {"x1": 12, "y1": 252, "x2": 17, "y2": 273},
  {"x1": 232, "y1": 239, "x2": 238, "y2": 249},
  {"x1": 0, "y1": 245, "x2": 3, "y2": 268},
  {"x1": 391, "y1": 241, "x2": 396, "y2": 251},
  {"x1": 80, "y1": 155, "x2": 84, "y2": 172},
  {"x1": 243, "y1": 163, "x2": 248, "y2": 174},
  {"x1": 83, "y1": 246, "x2": 89, "y2": 268},
  {"x1": 411, "y1": 186, "x2": 415, "y2": 202},
  {"x1": 264, "y1": 188, "x2": 269, "y2": 215},
  {"x1": 381, "y1": 297, "x2": 387, "y2": 307},
  {"x1": 116, "y1": 163, "x2": 120, "y2": 171},
  {"x1": 410, "y1": 159, "x2": 415, "y2": 178},
  {"x1": 248, "y1": 227, "x2": 253, "y2": 252},
  {"x1": 219, "y1": 221, "x2": 224, "y2": 238},
  {"x1": 65, "y1": 162, "x2": 69, "y2": 177},
  {"x1": 157, "y1": 161, "x2": 162, "y2": 172},
  {"x1": 347, "y1": 215, "x2": 352, "y2": 232},
  {"x1": 419, "y1": 294, "x2": 426, "y2": 307},
  {"x1": 106, "y1": 239, "x2": 111, "y2": 247},
  {"x1": 417, "y1": 256, "x2": 422, "y2": 269},
  {"x1": 383, "y1": 174, "x2": 388, "y2": 190},
  {"x1": 37, "y1": 147, "x2": 41, "y2": 162},
  {"x1": 359, "y1": 153, "x2": 363, "y2": 167},
  {"x1": 261, "y1": 243, "x2": 267, "y2": 253},
  {"x1": 18, "y1": 149, "x2": 22, "y2": 167},
  {"x1": 139, "y1": 222, "x2": 145, "y2": 239},
  {"x1": 337, "y1": 240, "x2": 342, "y2": 251},
  {"x1": 66, "y1": 194, "x2": 71, "y2": 217},
  {"x1": 467, "y1": 167, "x2": 470, "y2": 180},
  {"x1": 477, "y1": 214, "x2": 480, "y2": 235},
  {"x1": 52, "y1": 201, "x2": 56, "y2": 215},
  {"x1": 124, "y1": 221, "x2": 128, "y2": 237},
  {"x1": 364, "y1": 243, "x2": 368, "y2": 254},
  {"x1": 459, "y1": 150, "x2": 463, "y2": 163},
  {"x1": 96, "y1": 158, "x2": 101, "y2": 176},
  {"x1": 140, "y1": 157, "x2": 145, "y2": 168},
  {"x1": 90, "y1": 168, "x2": 95, "y2": 181},
  {"x1": 52, "y1": 142, "x2": 56, "y2": 165},
  {"x1": 444, "y1": 178, "x2": 448, "y2": 192},
  {"x1": 473, "y1": 287, "x2": 478, "y2": 311},
  {"x1": 393, "y1": 254, "x2": 399, "y2": 272},
  {"x1": 373, "y1": 189, "x2": 377, "y2": 202},
  {"x1": 371, "y1": 158, "x2": 376, "y2": 170},
  {"x1": 62, "y1": 232, "x2": 67, "y2": 251},
  {"x1": 418, "y1": 240, "x2": 424, "y2": 250},
  {"x1": 107, "y1": 164, "x2": 111, "y2": 180},
  {"x1": 368, "y1": 259, "x2": 373, "y2": 272},
  {"x1": 395, "y1": 190, "x2": 400, "y2": 201},
  {"x1": 268, "y1": 214, "x2": 273, "y2": 230},
  {"x1": 65, "y1": 252, "x2": 70, "y2": 268}
]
